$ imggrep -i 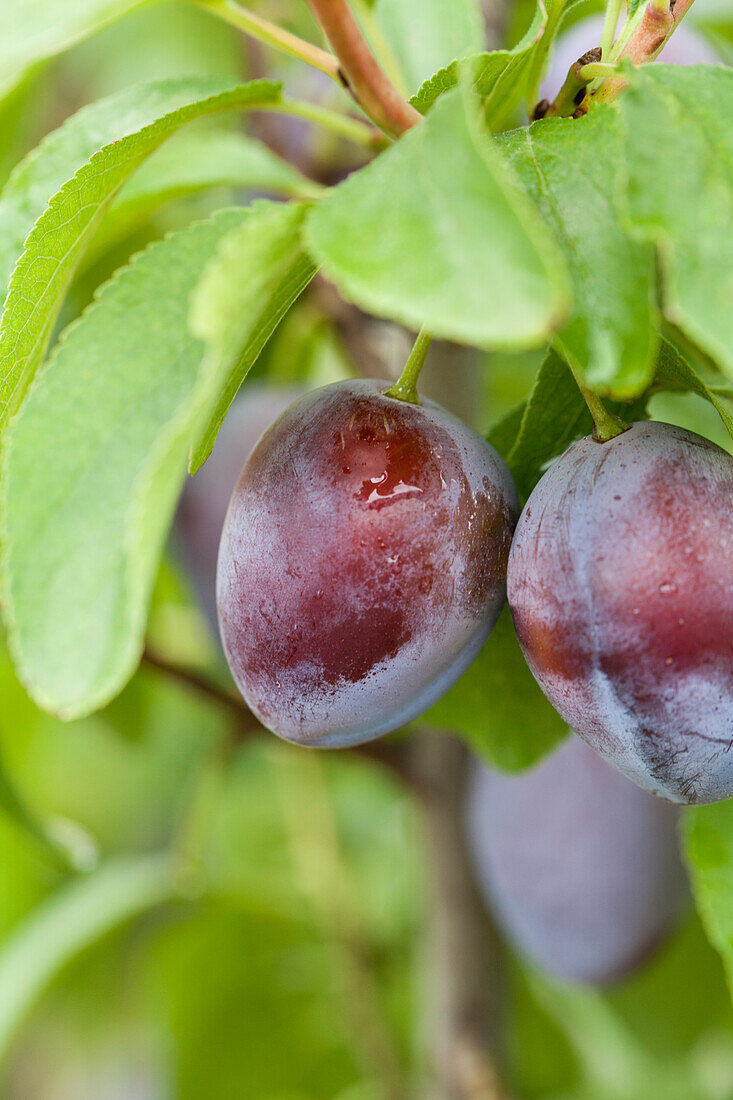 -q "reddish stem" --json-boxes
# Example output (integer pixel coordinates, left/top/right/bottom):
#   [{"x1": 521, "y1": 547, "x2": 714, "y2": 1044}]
[{"x1": 306, "y1": 0, "x2": 421, "y2": 137}]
